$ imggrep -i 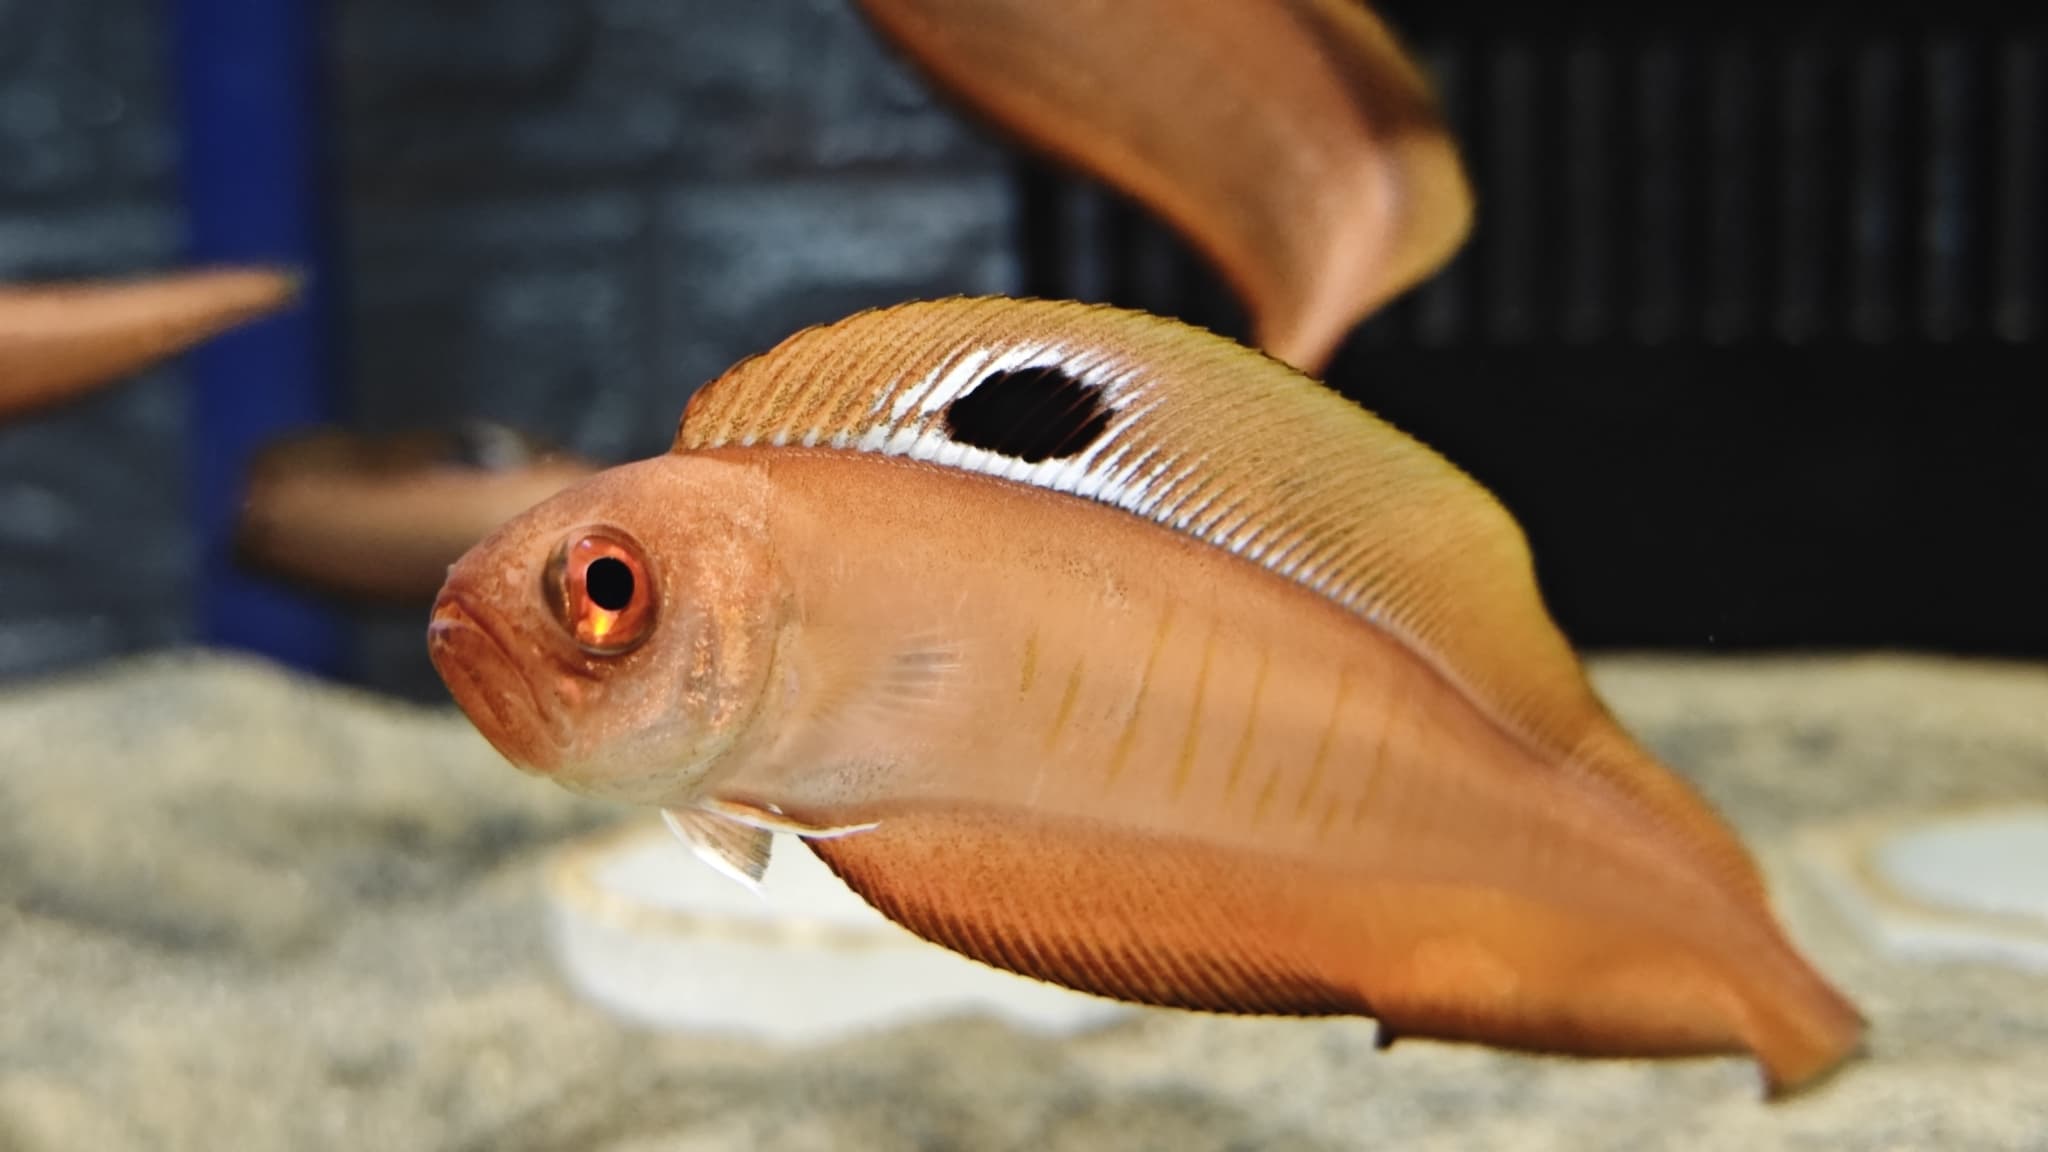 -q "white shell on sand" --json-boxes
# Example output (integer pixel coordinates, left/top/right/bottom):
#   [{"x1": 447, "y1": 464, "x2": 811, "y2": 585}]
[{"x1": 1797, "y1": 804, "x2": 2048, "y2": 972}]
